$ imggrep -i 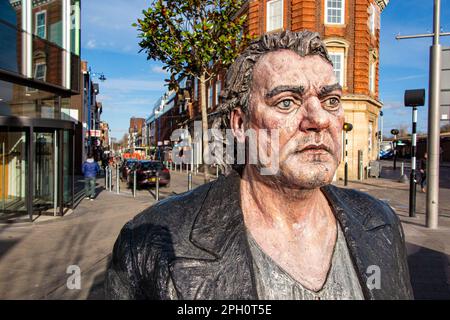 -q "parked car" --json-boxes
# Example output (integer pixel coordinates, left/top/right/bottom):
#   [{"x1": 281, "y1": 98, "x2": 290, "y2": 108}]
[
  {"x1": 128, "y1": 160, "x2": 170, "y2": 188},
  {"x1": 120, "y1": 159, "x2": 138, "y2": 181}
]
